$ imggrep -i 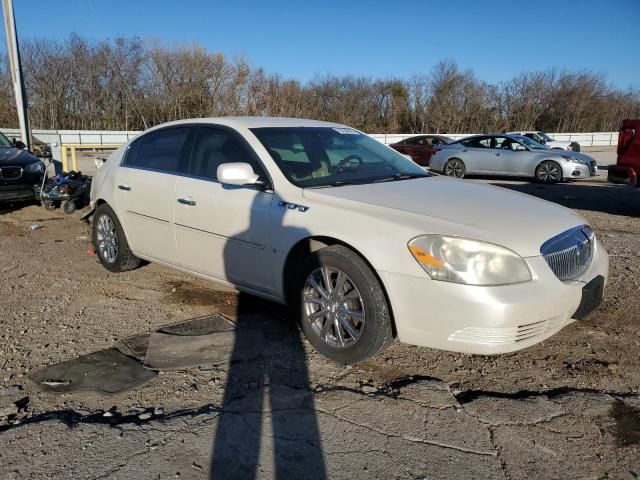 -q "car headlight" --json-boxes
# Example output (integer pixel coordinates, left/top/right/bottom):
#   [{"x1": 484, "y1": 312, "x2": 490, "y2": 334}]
[
  {"x1": 24, "y1": 161, "x2": 45, "y2": 173},
  {"x1": 408, "y1": 235, "x2": 532, "y2": 285},
  {"x1": 561, "y1": 155, "x2": 588, "y2": 164}
]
